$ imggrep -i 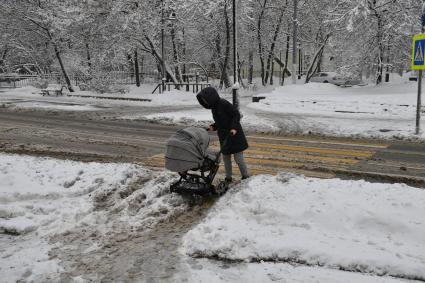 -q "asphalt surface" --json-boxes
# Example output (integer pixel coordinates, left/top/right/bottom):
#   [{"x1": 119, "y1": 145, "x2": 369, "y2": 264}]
[{"x1": 1, "y1": 108, "x2": 425, "y2": 187}]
